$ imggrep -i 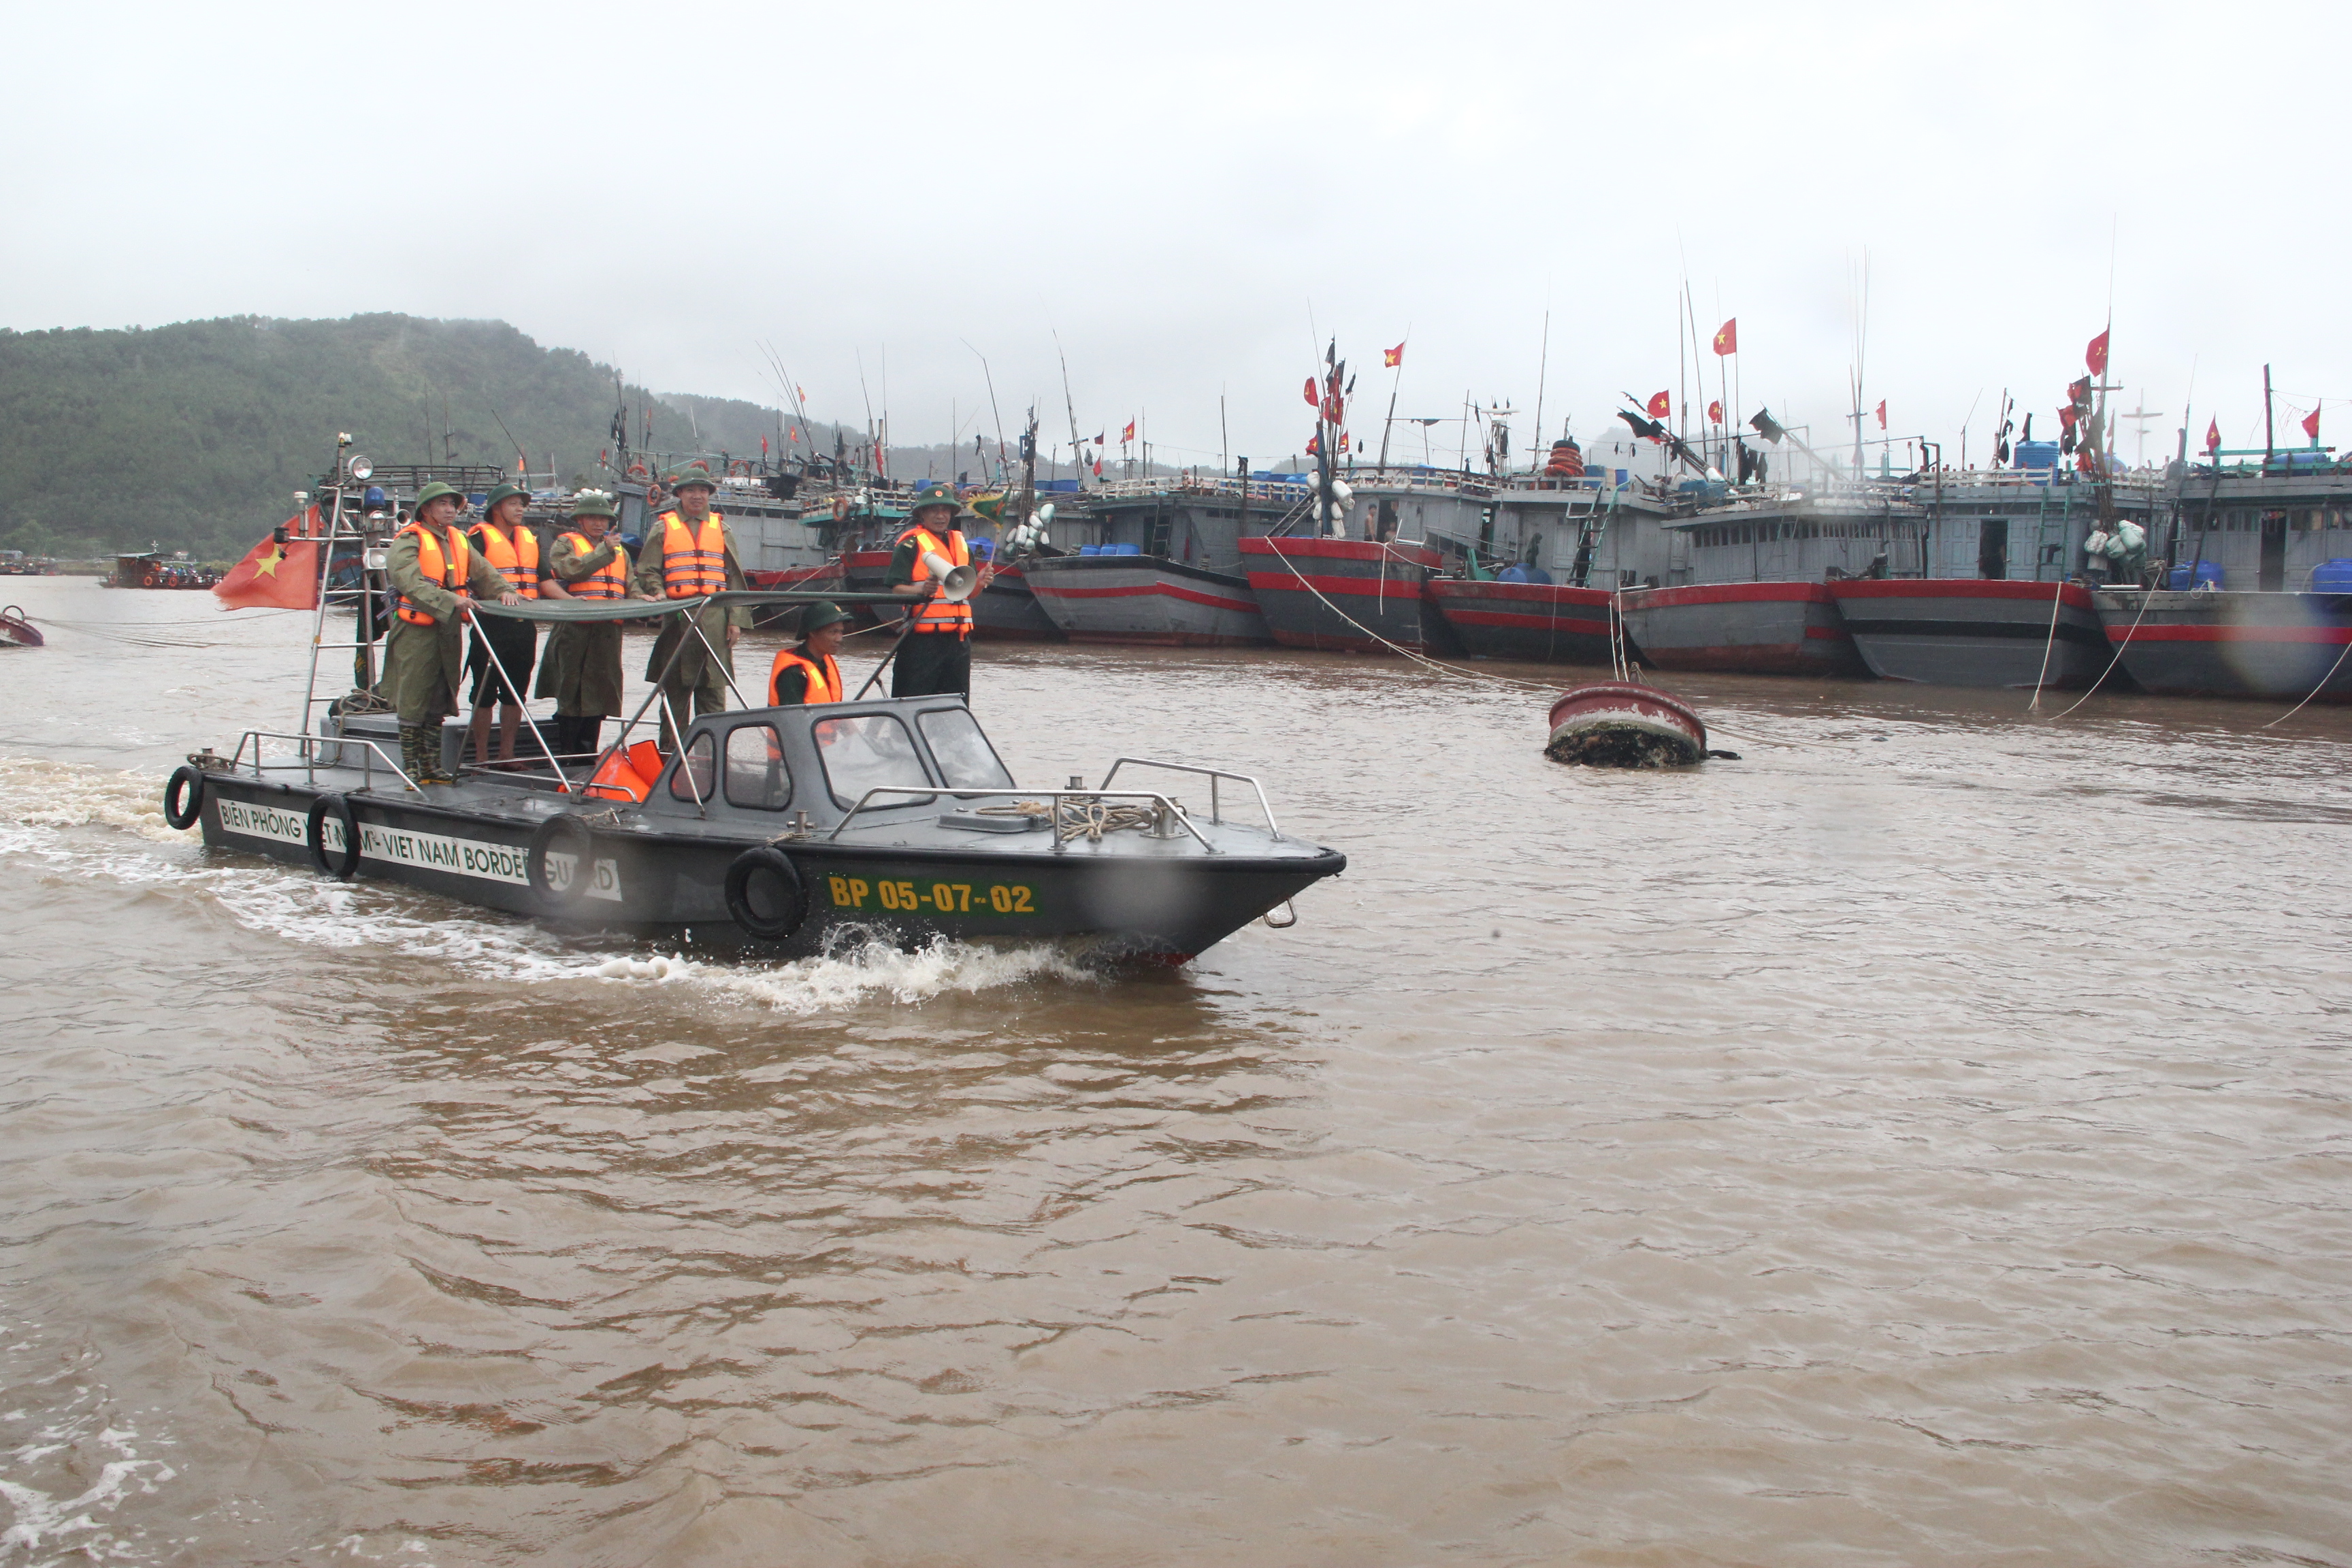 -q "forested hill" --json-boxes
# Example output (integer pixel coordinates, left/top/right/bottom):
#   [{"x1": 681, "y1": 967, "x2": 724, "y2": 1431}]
[{"x1": 0, "y1": 314, "x2": 843, "y2": 559}]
